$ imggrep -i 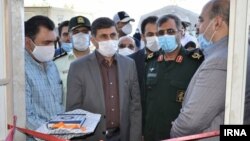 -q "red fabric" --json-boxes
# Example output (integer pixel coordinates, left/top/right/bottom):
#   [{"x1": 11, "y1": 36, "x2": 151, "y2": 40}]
[
  {"x1": 5, "y1": 116, "x2": 16, "y2": 141},
  {"x1": 7, "y1": 124, "x2": 68, "y2": 141}
]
